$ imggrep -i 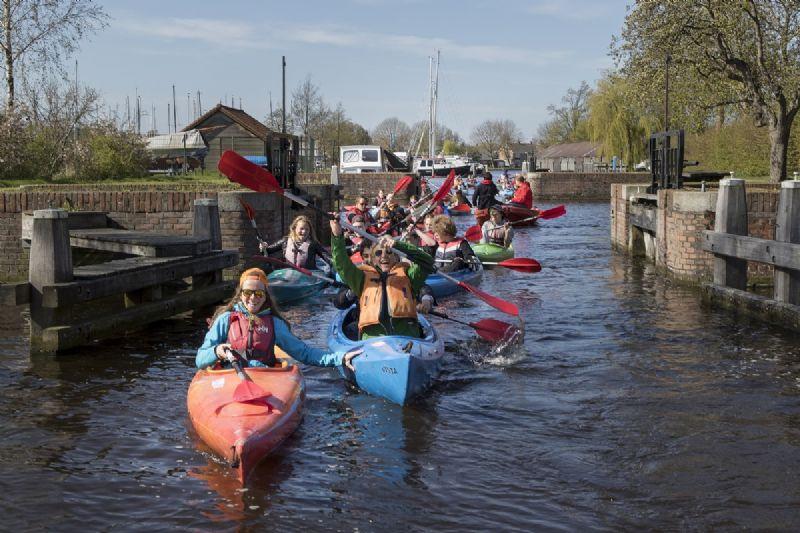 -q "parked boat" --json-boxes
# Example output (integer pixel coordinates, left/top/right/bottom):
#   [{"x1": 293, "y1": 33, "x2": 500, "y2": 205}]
[
  {"x1": 327, "y1": 306, "x2": 444, "y2": 405},
  {"x1": 471, "y1": 243, "x2": 514, "y2": 265},
  {"x1": 502, "y1": 205, "x2": 539, "y2": 227},
  {"x1": 426, "y1": 260, "x2": 484, "y2": 299},
  {"x1": 267, "y1": 268, "x2": 328, "y2": 305},
  {"x1": 187, "y1": 353, "x2": 305, "y2": 484}
]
